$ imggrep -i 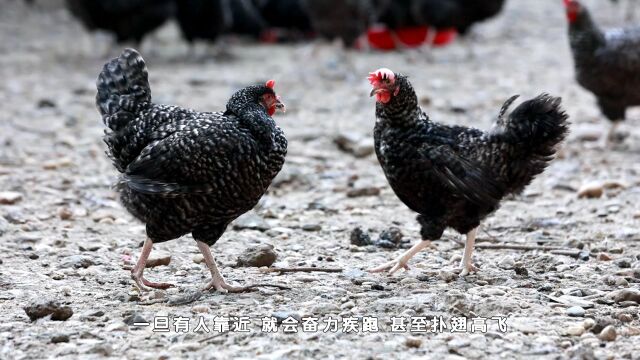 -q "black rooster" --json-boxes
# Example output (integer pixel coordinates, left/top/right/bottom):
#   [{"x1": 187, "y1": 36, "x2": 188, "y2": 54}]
[
  {"x1": 565, "y1": 0, "x2": 640, "y2": 144},
  {"x1": 66, "y1": 0, "x2": 175, "y2": 46},
  {"x1": 367, "y1": 68, "x2": 568, "y2": 276},
  {"x1": 96, "y1": 49, "x2": 287, "y2": 292}
]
